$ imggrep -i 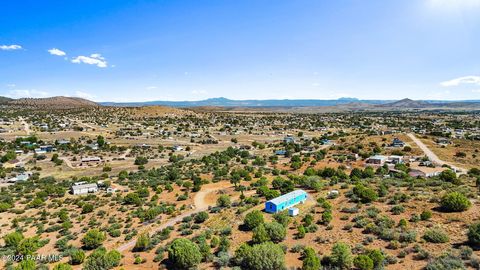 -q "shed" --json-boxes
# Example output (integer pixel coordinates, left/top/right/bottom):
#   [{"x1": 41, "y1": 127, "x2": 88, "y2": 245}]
[
  {"x1": 288, "y1": 207, "x2": 299, "y2": 216},
  {"x1": 265, "y1": 190, "x2": 307, "y2": 213}
]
